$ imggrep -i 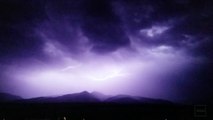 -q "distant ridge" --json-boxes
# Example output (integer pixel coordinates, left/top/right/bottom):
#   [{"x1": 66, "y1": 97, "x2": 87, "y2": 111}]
[
  {"x1": 105, "y1": 94, "x2": 172, "y2": 104},
  {"x1": 91, "y1": 91, "x2": 111, "y2": 101},
  {"x1": 25, "y1": 91, "x2": 100, "y2": 103},
  {"x1": 0, "y1": 91, "x2": 172, "y2": 104},
  {"x1": 0, "y1": 93, "x2": 22, "y2": 102}
]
